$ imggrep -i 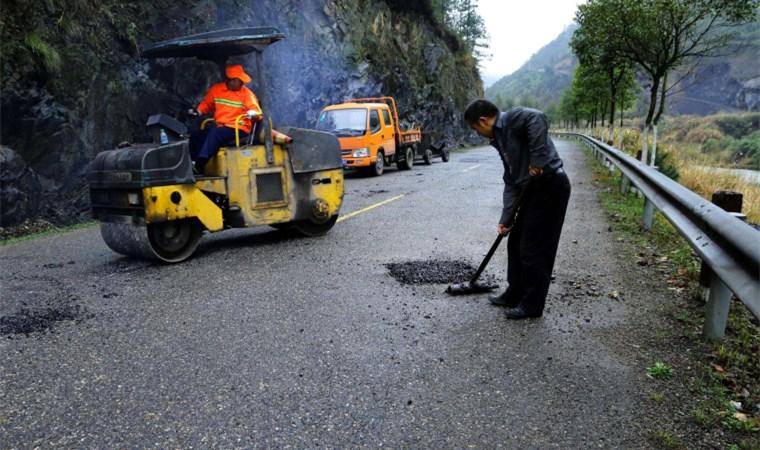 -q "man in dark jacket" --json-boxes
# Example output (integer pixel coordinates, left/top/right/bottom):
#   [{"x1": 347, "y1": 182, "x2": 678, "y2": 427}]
[{"x1": 464, "y1": 99, "x2": 571, "y2": 319}]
